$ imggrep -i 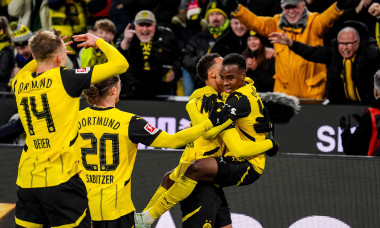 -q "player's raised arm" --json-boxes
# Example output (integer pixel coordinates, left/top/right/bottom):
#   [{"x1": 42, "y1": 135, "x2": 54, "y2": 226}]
[{"x1": 73, "y1": 33, "x2": 129, "y2": 84}]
